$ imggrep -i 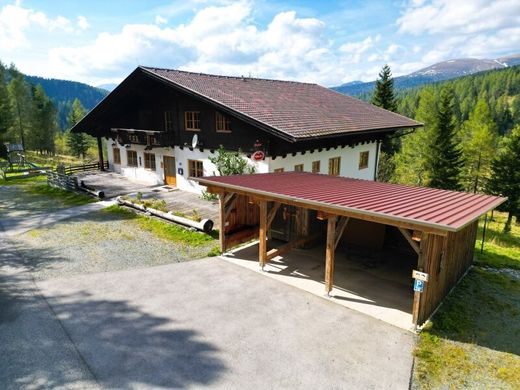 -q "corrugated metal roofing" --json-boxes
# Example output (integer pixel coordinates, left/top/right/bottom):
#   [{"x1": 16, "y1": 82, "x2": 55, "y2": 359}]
[
  {"x1": 141, "y1": 67, "x2": 421, "y2": 141},
  {"x1": 196, "y1": 172, "x2": 506, "y2": 232}
]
